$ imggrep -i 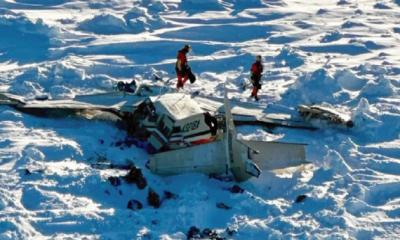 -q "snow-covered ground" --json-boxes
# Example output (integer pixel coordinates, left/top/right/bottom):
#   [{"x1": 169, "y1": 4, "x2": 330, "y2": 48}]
[{"x1": 1, "y1": 0, "x2": 400, "y2": 239}]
